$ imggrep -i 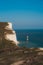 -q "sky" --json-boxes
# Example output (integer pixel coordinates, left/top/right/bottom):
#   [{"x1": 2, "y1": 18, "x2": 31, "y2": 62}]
[{"x1": 0, "y1": 0, "x2": 43, "y2": 29}]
